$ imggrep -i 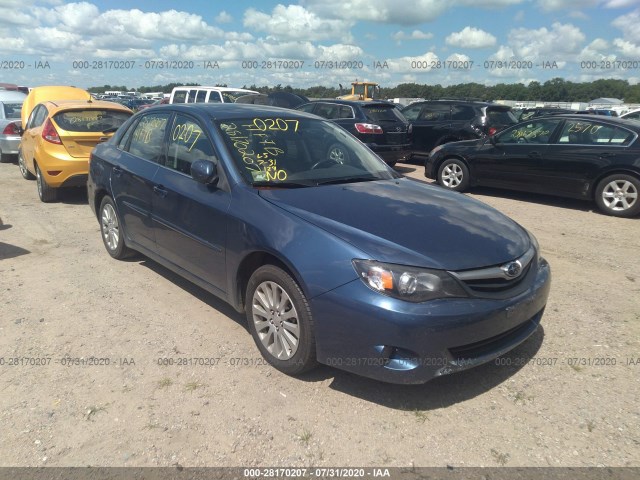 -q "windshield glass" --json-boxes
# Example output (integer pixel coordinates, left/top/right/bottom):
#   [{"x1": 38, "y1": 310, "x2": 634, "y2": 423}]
[{"x1": 216, "y1": 117, "x2": 399, "y2": 186}]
